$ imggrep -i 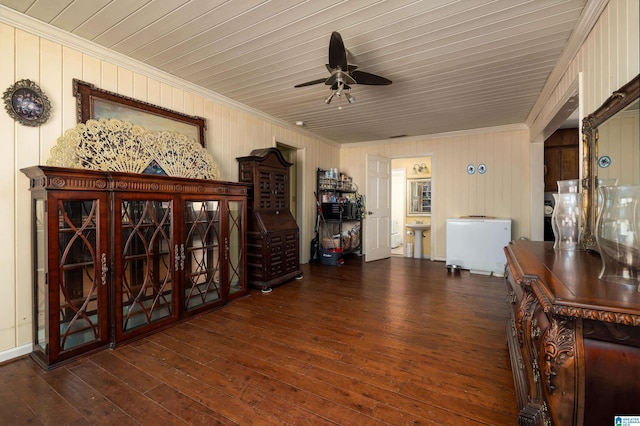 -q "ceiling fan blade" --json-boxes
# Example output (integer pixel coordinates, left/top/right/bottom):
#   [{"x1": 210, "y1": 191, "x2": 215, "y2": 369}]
[
  {"x1": 351, "y1": 70, "x2": 392, "y2": 85},
  {"x1": 294, "y1": 78, "x2": 327, "y2": 88},
  {"x1": 329, "y1": 31, "x2": 348, "y2": 71}
]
